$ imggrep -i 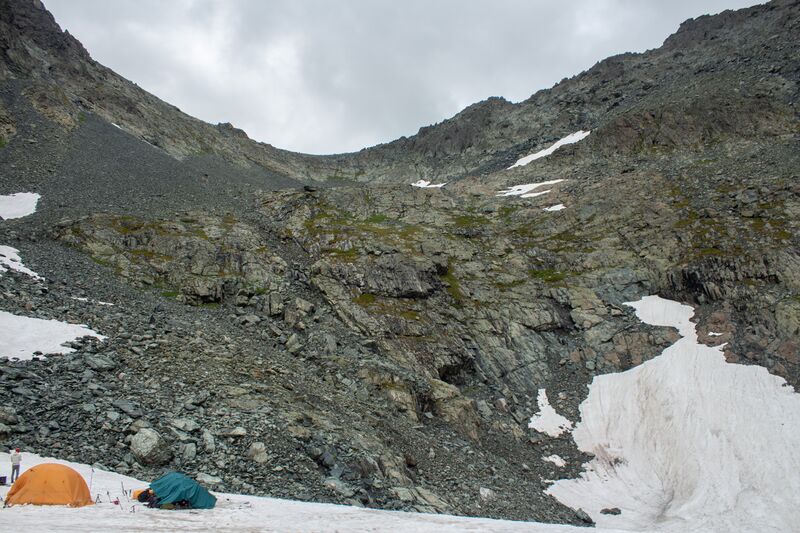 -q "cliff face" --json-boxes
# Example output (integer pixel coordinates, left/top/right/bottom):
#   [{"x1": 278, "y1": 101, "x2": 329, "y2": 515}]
[
  {"x1": 0, "y1": 0, "x2": 798, "y2": 525},
  {"x1": 1, "y1": 0, "x2": 797, "y2": 183}
]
